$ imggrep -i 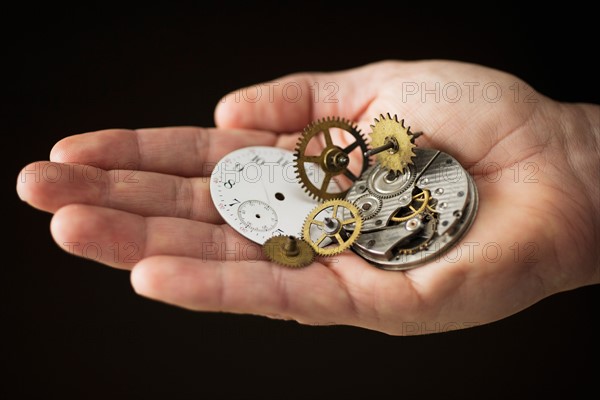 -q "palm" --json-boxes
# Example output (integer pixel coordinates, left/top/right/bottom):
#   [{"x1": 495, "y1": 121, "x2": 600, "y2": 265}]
[{"x1": 18, "y1": 60, "x2": 599, "y2": 335}]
